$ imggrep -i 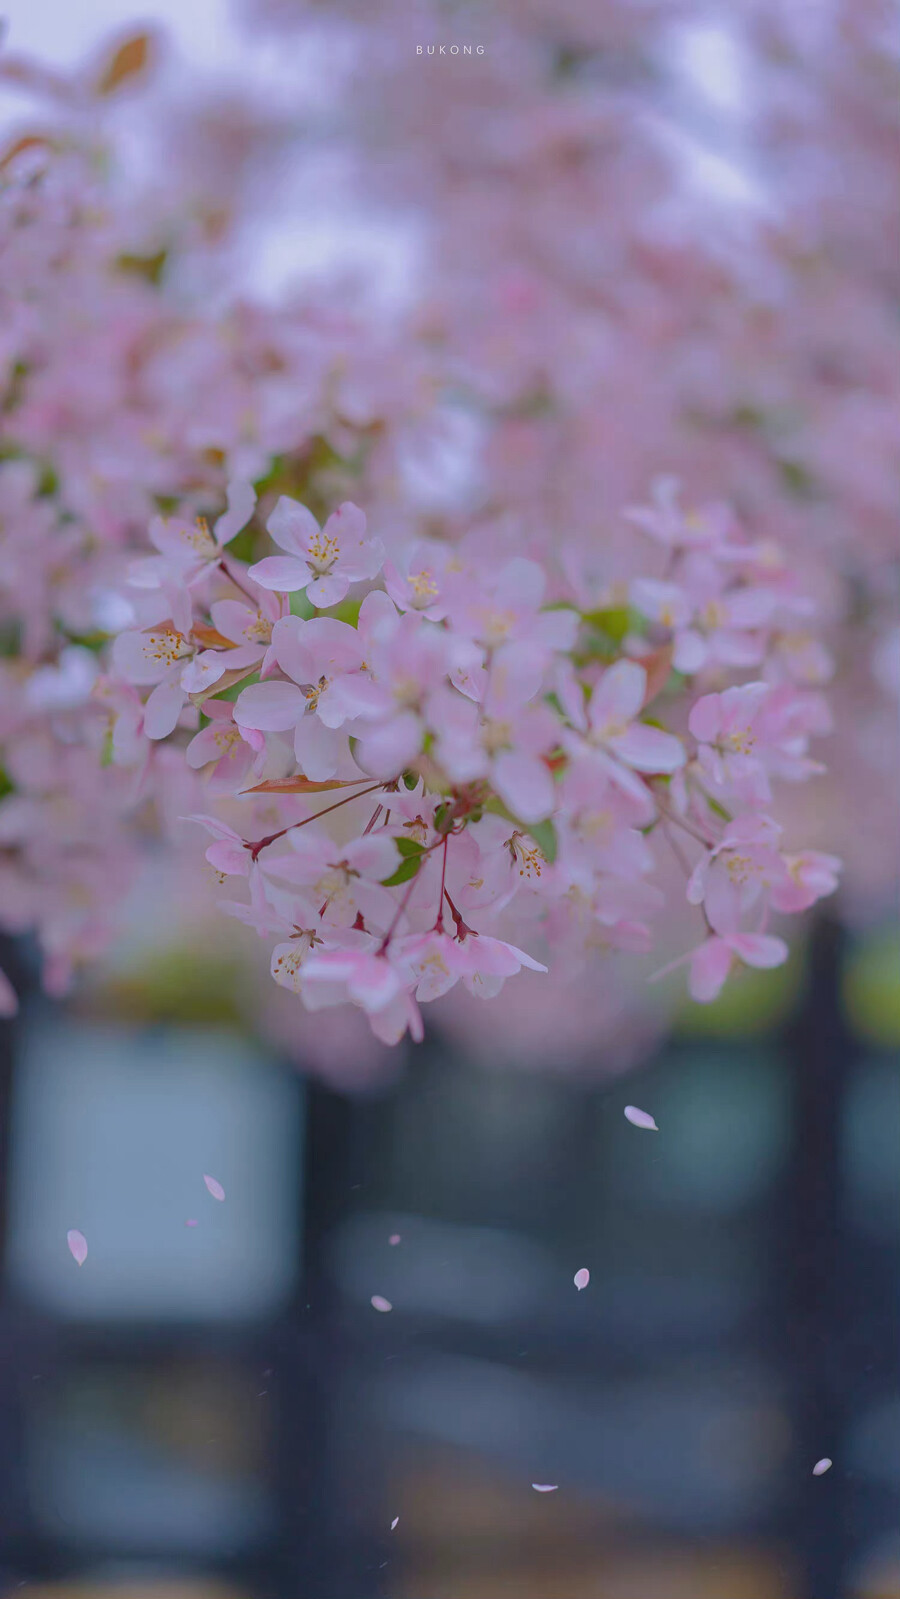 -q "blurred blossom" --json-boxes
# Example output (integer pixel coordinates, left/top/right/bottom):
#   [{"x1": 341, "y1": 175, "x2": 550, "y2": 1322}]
[{"x1": 0, "y1": 0, "x2": 894, "y2": 1076}]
